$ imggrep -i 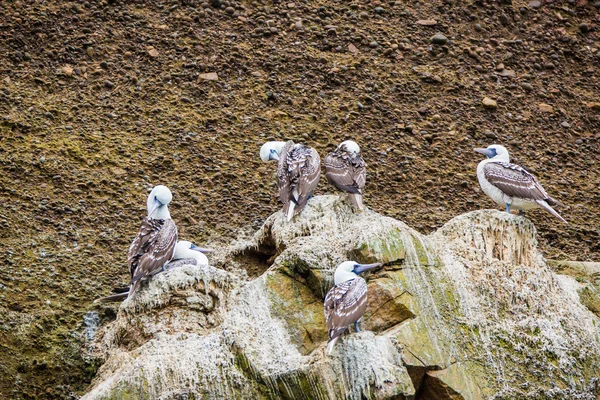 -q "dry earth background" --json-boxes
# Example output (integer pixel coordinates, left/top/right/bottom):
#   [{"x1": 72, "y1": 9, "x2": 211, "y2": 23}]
[{"x1": 0, "y1": 0, "x2": 599, "y2": 398}]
